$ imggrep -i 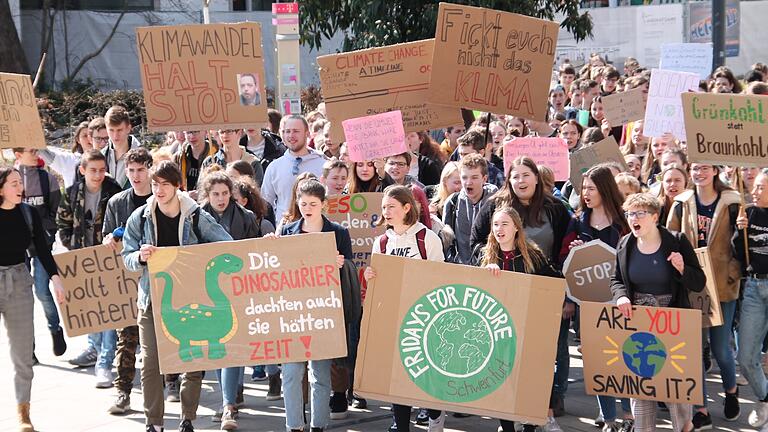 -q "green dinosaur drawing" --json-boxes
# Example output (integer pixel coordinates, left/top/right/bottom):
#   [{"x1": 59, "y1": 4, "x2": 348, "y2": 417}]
[{"x1": 156, "y1": 253, "x2": 242, "y2": 362}]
